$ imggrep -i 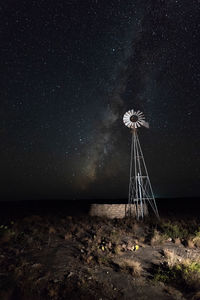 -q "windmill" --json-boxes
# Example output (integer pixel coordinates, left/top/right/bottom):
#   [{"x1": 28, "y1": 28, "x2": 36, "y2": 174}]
[{"x1": 123, "y1": 109, "x2": 159, "y2": 219}]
